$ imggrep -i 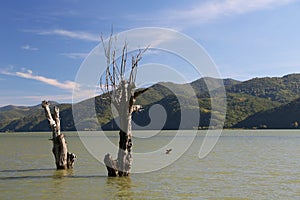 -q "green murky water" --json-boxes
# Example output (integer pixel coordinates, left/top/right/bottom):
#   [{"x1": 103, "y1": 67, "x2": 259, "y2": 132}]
[{"x1": 1, "y1": 130, "x2": 300, "y2": 199}]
